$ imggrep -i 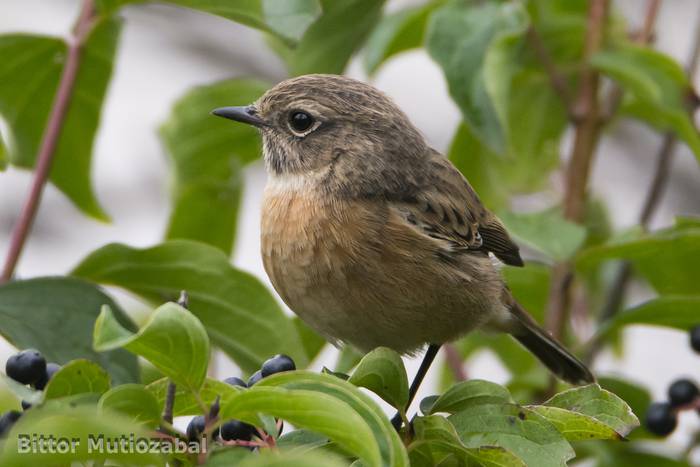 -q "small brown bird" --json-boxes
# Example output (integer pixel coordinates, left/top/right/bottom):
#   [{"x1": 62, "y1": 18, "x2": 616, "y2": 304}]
[{"x1": 213, "y1": 74, "x2": 593, "y2": 404}]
